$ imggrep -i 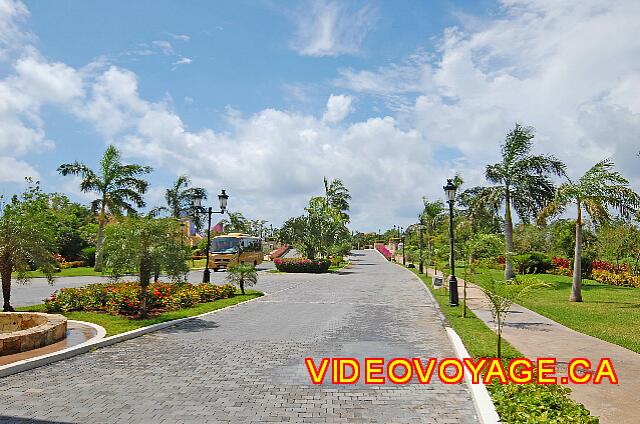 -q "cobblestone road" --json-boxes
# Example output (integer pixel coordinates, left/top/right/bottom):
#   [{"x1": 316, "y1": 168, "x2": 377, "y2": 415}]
[{"x1": 0, "y1": 250, "x2": 478, "y2": 423}]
